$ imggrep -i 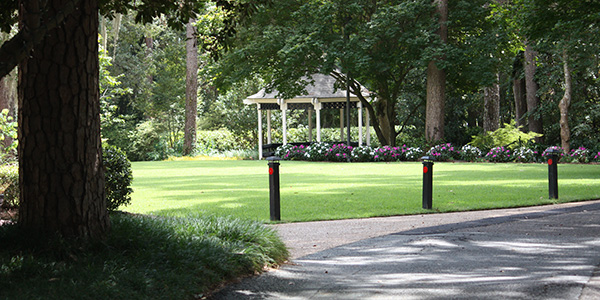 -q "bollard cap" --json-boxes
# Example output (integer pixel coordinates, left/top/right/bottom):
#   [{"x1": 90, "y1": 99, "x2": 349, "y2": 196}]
[
  {"x1": 266, "y1": 156, "x2": 281, "y2": 163},
  {"x1": 546, "y1": 148, "x2": 562, "y2": 155},
  {"x1": 421, "y1": 156, "x2": 435, "y2": 163}
]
